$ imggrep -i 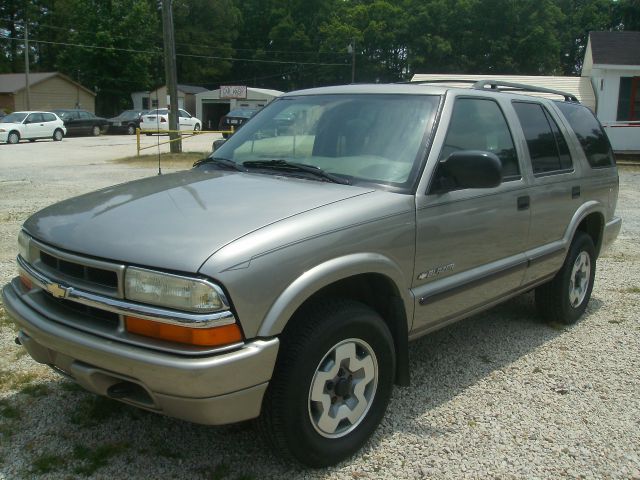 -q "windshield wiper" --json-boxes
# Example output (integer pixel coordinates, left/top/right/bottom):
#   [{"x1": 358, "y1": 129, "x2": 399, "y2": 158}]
[
  {"x1": 193, "y1": 157, "x2": 247, "y2": 172},
  {"x1": 242, "y1": 159, "x2": 351, "y2": 185}
]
